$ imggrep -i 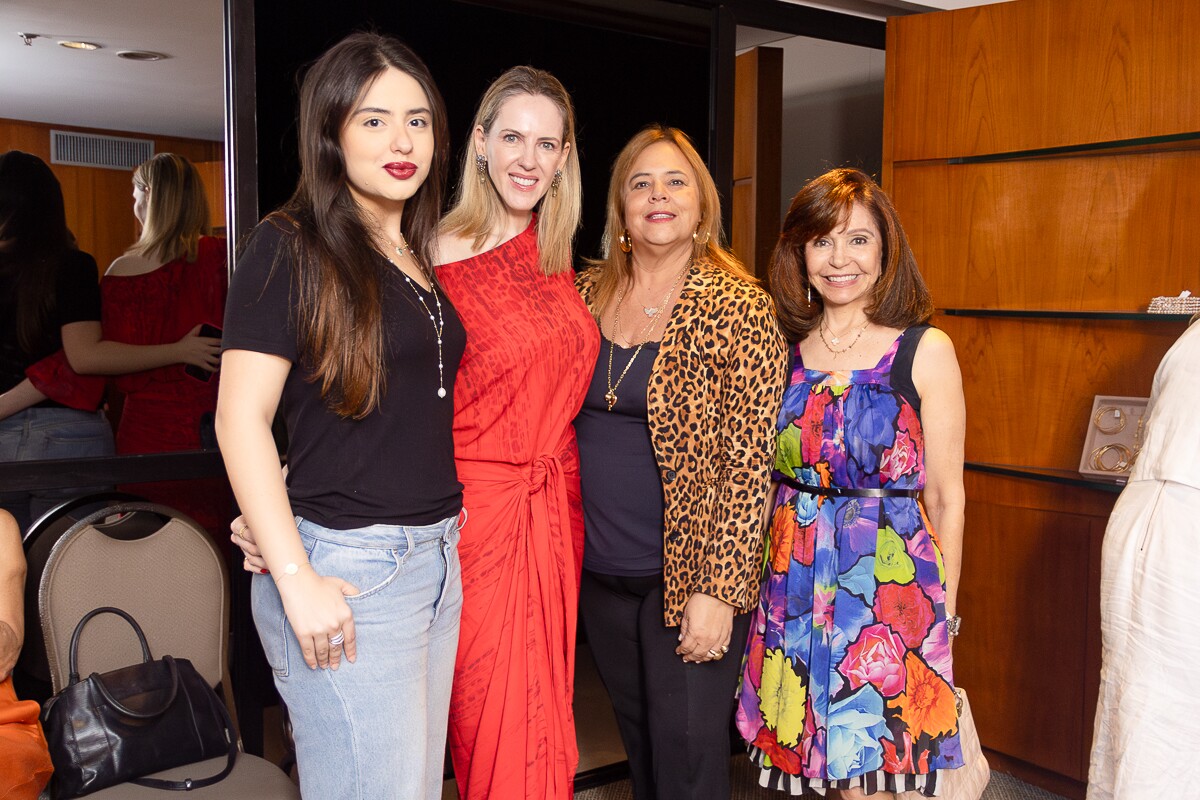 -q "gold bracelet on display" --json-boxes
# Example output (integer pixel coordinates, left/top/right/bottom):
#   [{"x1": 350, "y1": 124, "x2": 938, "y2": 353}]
[
  {"x1": 1092, "y1": 406, "x2": 1127, "y2": 435},
  {"x1": 1090, "y1": 443, "x2": 1133, "y2": 472}
]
